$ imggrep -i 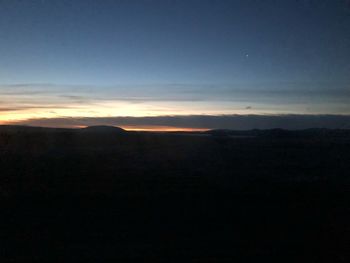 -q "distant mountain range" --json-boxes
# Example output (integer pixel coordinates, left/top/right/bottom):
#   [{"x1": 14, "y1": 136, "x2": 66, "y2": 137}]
[
  {"x1": 0, "y1": 125, "x2": 350, "y2": 138},
  {"x1": 0, "y1": 125, "x2": 125, "y2": 133}
]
